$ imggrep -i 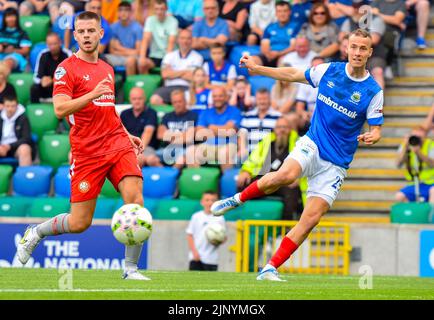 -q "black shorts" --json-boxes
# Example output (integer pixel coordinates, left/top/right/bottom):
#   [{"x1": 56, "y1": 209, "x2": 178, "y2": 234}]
[
  {"x1": 257, "y1": 54, "x2": 279, "y2": 67},
  {"x1": 150, "y1": 57, "x2": 163, "y2": 68},
  {"x1": 189, "y1": 260, "x2": 218, "y2": 271}
]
